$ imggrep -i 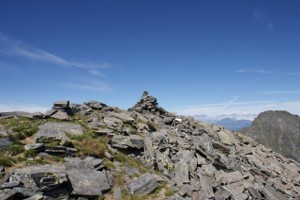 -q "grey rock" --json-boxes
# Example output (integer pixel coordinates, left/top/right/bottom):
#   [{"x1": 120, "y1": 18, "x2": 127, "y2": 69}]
[
  {"x1": 248, "y1": 186, "x2": 261, "y2": 199},
  {"x1": 215, "y1": 170, "x2": 244, "y2": 185},
  {"x1": 111, "y1": 134, "x2": 145, "y2": 150},
  {"x1": 129, "y1": 135, "x2": 145, "y2": 149},
  {"x1": 10, "y1": 165, "x2": 66, "y2": 189},
  {"x1": 35, "y1": 122, "x2": 83, "y2": 143},
  {"x1": 0, "y1": 112, "x2": 16, "y2": 118},
  {"x1": 23, "y1": 194, "x2": 47, "y2": 200},
  {"x1": 175, "y1": 161, "x2": 189, "y2": 184},
  {"x1": 0, "y1": 125, "x2": 8, "y2": 136},
  {"x1": 50, "y1": 110, "x2": 70, "y2": 120},
  {"x1": 199, "y1": 175, "x2": 214, "y2": 199},
  {"x1": 178, "y1": 184, "x2": 192, "y2": 197},
  {"x1": 0, "y1": 181, "x2": 20, "y2": 189},
  {"x1": 45, "y1": 146, "x2": 77, "y2": 156},
  {"x1": 197, "y1": 164, "x2": 217, "y2": 178},
  {"x1": 156, "y1": 148, "x2": 173, "y2": 171},
  {"x1": 14, "y1": 111, "x2": 36, "y2": 119},
  {"x1": 95, "y1": 128, "x2": 114, "y2": 136},
  {"x1": 143, "y1": 138, "x2": 155, "y2": 166},
  {"x1": 0, "y1": 138, "x2": 12, "y2": 150},
  {"x1": 212, "y1": 141, "x2": 233, "y2": 155},
  {"x1": 77, "y1": 197, "x2": 89, "y2": 200},
  {"x1": 194, "y1": 133, "x2": 214, "y2": 155},
  {"x1": 123, "y1": 166, "x2": 139, "y2": 177},
  {"x1": 0, "y1": 111, "x2": 42, "y2": 119},
  {"x1": 53, "y1": 100, "x2": 69, "y2": 109},
  {"x1": 64, "y1": 157, "x2": 111, "y2": 197},
  {"x1": 107, "y1": 111, "x2": 134, "y2": 122},
  {"x1": 24, "y1": 143, "x2": 45, "y2": 152},
  {"x1": 164, "y1": 116, "x2": 174, "y2": 125},
  {"x1": 151, "y1": 131, "x2": 167, "y2": 146},
  {"x1": 0, "y1": 187, "x2": 34, "y2": 200},
  {"x1": 127, "y1": 173, "x2": 158, "y2": 195},
  {"x1": 217, "y1": 130, "x2": 235, "y2": 145},
  {"x1": 113, "y1": 186, "x2": 122, "y2": 200},
  {"x1": 44, "y1": 108, "x2": 58, "y2": 117},
  {"x1": 261, "y1": 184, "x2": 288, "y2": 200},
  {"x1": 65, "y1": 157, "x2": 96, "y2": 171},
  {"x1": 104, "y1": 116, "x2": 123, "y2": 130},
  {"x1": 84, "y1": 157, "x2": 105, "y2": 171},
  {"x1": 67, "y1": 170, "x2": 110, "y2": 197},
  {"x1": 226, "y1": 182, "x2": 247, "y2": 200},
  {"x1": 69, "y1": 103, "x2": 89, "y2": 115},
  {"x1": 84, "y1": 100, "x2": 107, "y2": 110},
  {"x1": 215, "y1": 186, "x2": 232, "y2": 200},
  {"x1": 167, "y1": 194, "x2": 190, "y2": 200}
]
